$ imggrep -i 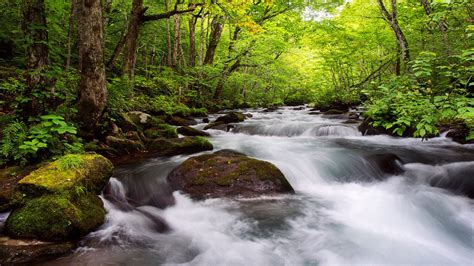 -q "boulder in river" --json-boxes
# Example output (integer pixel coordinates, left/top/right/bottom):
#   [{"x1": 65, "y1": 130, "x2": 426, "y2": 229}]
[
  {"x1": 144, "y1": 124, "x2": 178, "y2": 139},
  {"x1": 5, "y1": 154, "x2": 113, "y2": 241},
  {"x1": 203, "y1": 121, "x2": 235, "y2": 131},
  {"x1": 215, "y1": 112, "x2": 246, "y2": 123},
  {"x1": 148, "y1": 136, "x2": 213, "y2": 156},
  {"x1": 365, "y1": 153, "x2": 405, "y2": 177},
  {"x1": 177, "y1": 126, "x2": 210, "y2": 136},
  {"x1": 105, "y1": 135, "x2": 145, "y2": 154},
  {"x1": 166, "y1": 115, "x2": 197, "y2": 126},
  {"x1": 167, "y1": 149, "x2": 294, "y2": 199}
]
